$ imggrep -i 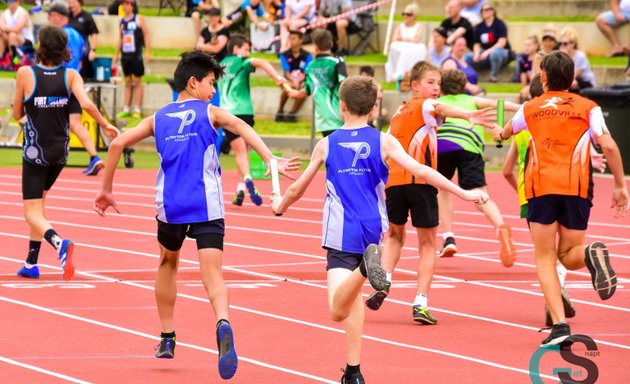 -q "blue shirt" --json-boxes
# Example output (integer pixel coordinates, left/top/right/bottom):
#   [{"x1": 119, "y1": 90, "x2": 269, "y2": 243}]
[
  {"x1": 322, "y1": 127, "x2": 389, "y2": 254},
  {"x1": 63, "y1": 25, "x2": 85, "y2": 71},
  {"x1": 154, "y1": 99, "x2": 224, "y2": 224}
]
